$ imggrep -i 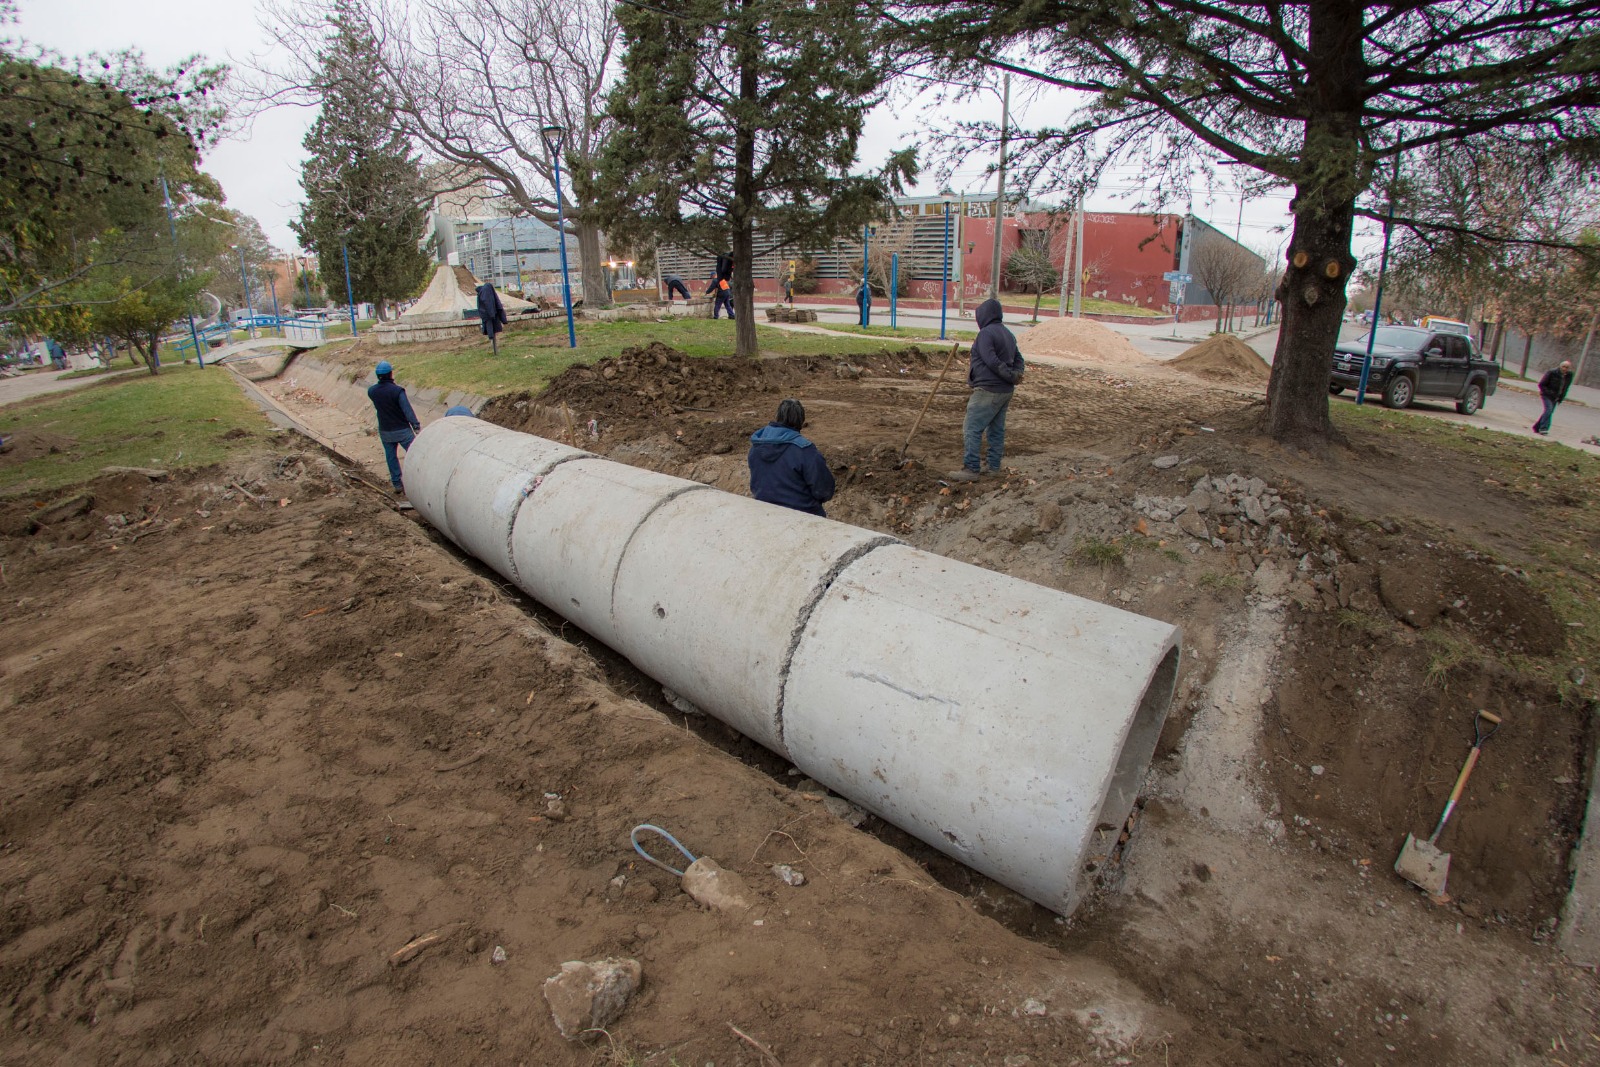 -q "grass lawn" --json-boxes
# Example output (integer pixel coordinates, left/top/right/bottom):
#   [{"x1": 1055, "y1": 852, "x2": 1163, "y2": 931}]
[
  {"x1": 324, "y1": 318, "x2": 379, "y2": 340},
  {"x1": 0, "y1": 363, "x2": 267, "y2": 497},
  {"x1": 357, "y1": 317, "x2": 905, "y2": 396},
  {"x1": 806, "y1": 323, "x2": 966, "y2": 341}
]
